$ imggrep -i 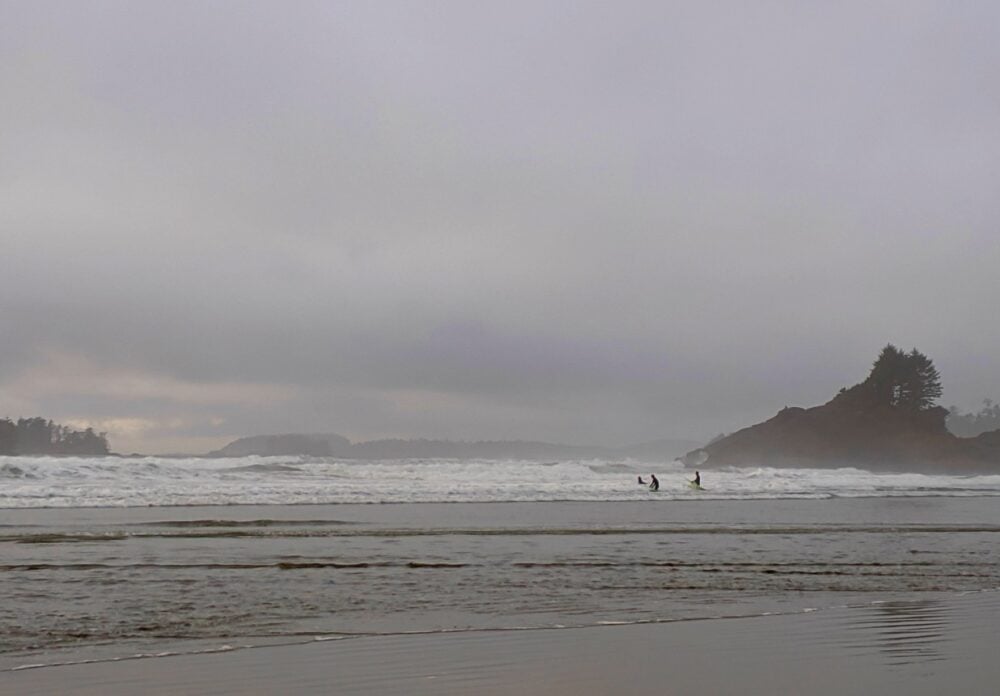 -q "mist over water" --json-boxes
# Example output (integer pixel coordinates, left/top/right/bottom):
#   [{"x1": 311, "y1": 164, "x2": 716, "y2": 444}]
[{"x1": 2, "y1": 455, "x2": 1000, "y2": 508}]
